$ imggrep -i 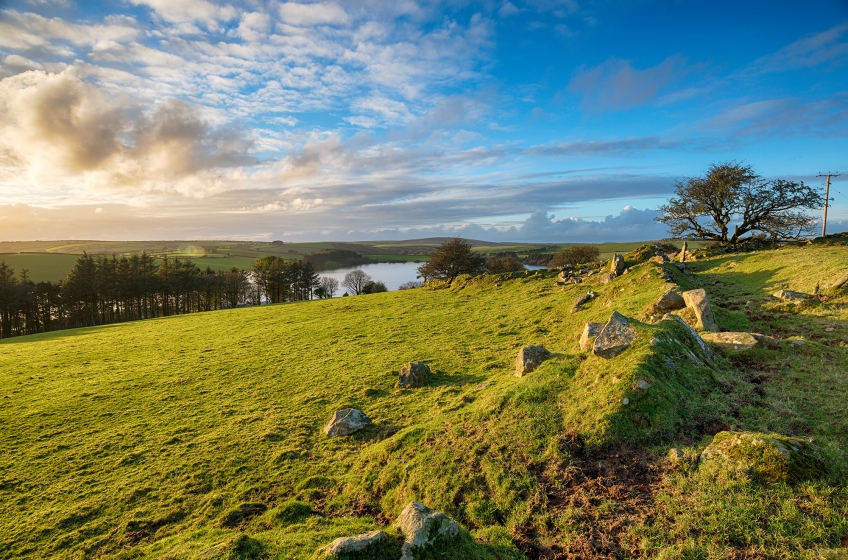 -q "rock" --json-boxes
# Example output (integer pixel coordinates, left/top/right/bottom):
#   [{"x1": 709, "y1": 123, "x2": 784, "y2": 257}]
[
  {"x1": 636, "y1": 379, "x2": 651, "y2": 389},
  {"x1": 682, "y1": 288, "x2": 719, "y2": 332},
  {"x1": 579, "y1": 322, "x2": 604, "y2": 352},
  {"x1": 611, "y1": 253, "x2": 625, "y2": 276},
  {"x1": 668, "y1": 448, "x2": 684, "y2": 462},
  {"x1": 700, "y1": 332, "x2": 759, "y2": 352},
  {"x1": 397, "y1": 362, "x2": 432, "y2": 388},
  {"x1": 654, "y1": 289, "x2": 686, "y2": 313},
  {"x1": 593, "y1": 311, "x2": 637, "y2": 359},
  {"x1": 663, "y1": 314, "x2": 716, "y2": 361},
  {"x1": 648, "y1": 255, "x2": 666, "y2": 265},
  {"x1": 319, "y1": 530, "x2": 387, "y2": 557},
  {"x1": 397, "y1": 502, "x2": 460, "y2": 560},
  {"x1": 700, "y1": 431, "x2": 826, "y2": 484},
  {"x1": 831, "y1": 271, "x2": 848, "y2": 290},
  {"x1": 680, "y1": 241, "x2": 688, "y2": 262},
  {"x1": 773, "y1": 289, "x2": 811, "y2": 301},
  {"x1": 515, "y1": 345, "x2": 551, "y2": 377},
  {"x1": 598, "y1": 272, "x2": 616, "y2": 284},
  {"x1": 622, "y1": 398, "x2": 629, "y2": 405},
  {"x1": 571, "y1": 290, "x2": 595, "y2": 313},
  {"x1": 791, "y1": 339, "x2": 805, "y2": 347},
  {"x1": 650, "y1": 337, "x2": 661, "y2": 345},
  {"x1": 751, "y1": 333, "x2": 780, "y2": 349},
  {"x1": 664, "y1": 358, "x2": 677, "y2": 371},
  {"x1": 323, "y1": 408, "x2": 372, "y2": 437}
]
